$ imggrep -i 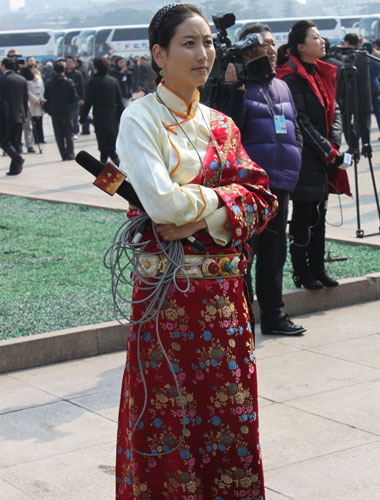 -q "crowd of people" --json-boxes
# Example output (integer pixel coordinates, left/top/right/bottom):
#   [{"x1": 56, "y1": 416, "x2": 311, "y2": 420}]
[{"x1": 0, "y1": 50, "x2": 155, "y2": 172}]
